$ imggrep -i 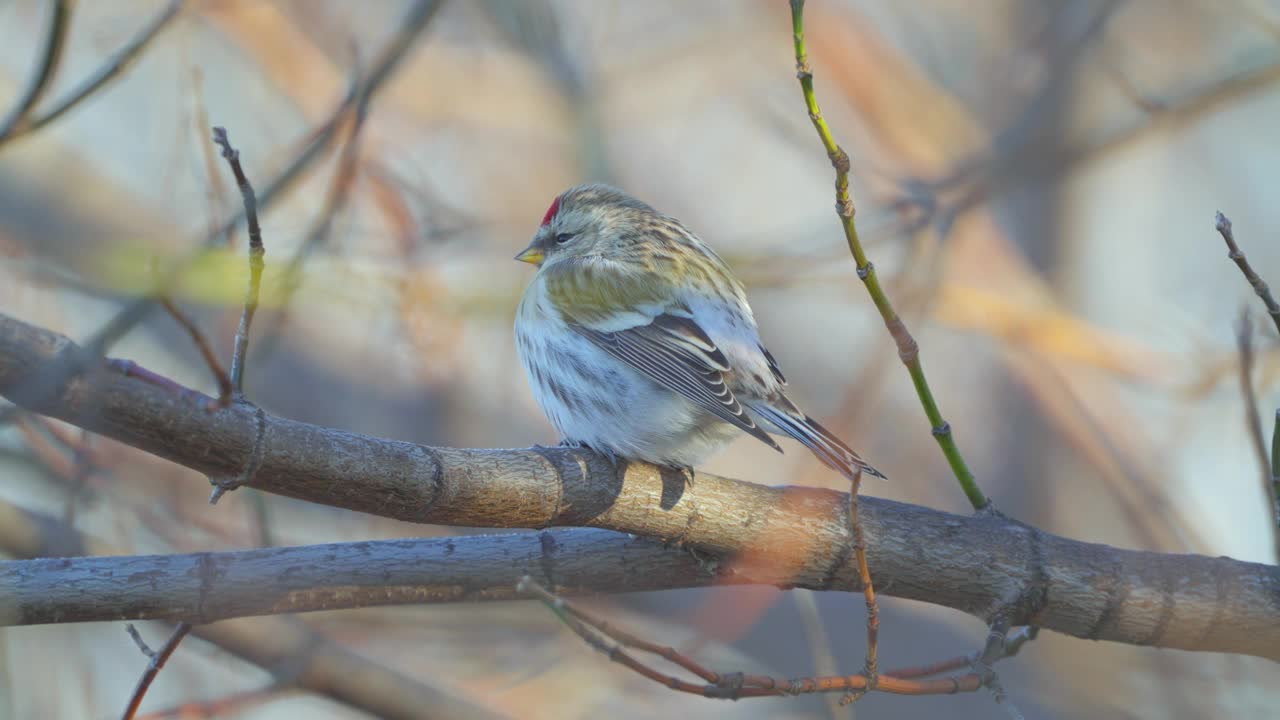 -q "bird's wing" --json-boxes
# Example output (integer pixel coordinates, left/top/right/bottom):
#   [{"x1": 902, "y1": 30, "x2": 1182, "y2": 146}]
[
  {"x1": 759, "y1": 344, "x2": 787, "y2": 385},
  {"x1": 543, "y1": 259, "x2": 782, "y2": 452}
]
